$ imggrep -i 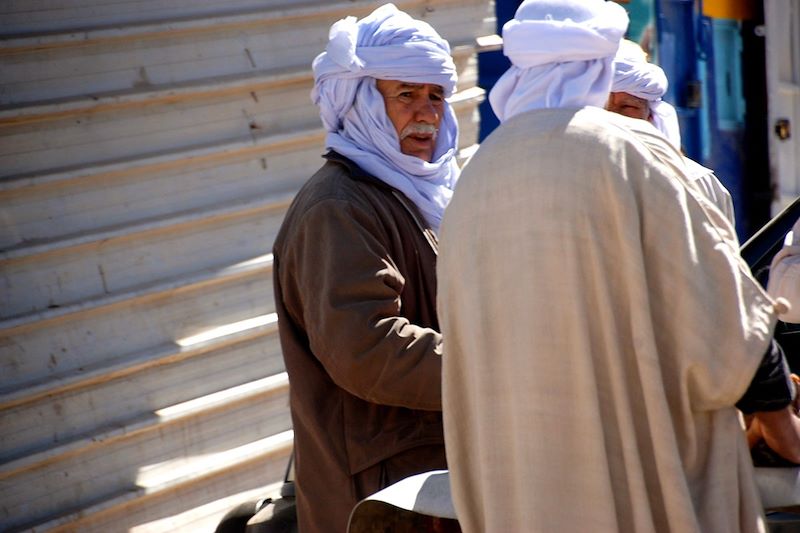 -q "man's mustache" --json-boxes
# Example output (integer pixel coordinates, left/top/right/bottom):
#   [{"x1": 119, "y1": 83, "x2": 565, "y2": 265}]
[{"x1": 399, "y1": 123, "x2": 438, "y2": 141}]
